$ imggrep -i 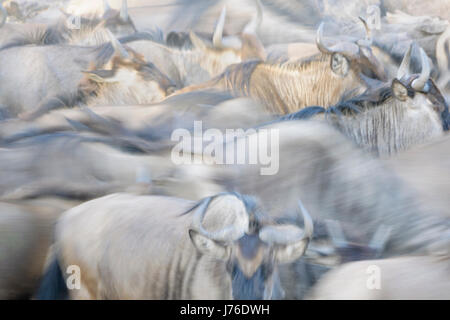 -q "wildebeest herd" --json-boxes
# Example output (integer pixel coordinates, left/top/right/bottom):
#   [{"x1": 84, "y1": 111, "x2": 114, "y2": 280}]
[{"x1": 0, "y1": 0, "x2": 449, "y2": 300}]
